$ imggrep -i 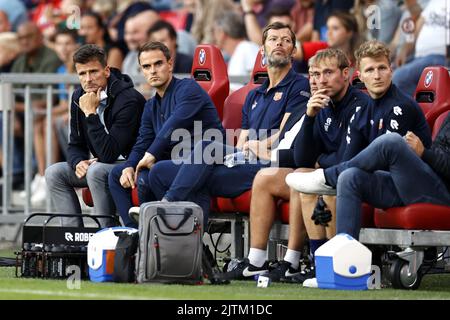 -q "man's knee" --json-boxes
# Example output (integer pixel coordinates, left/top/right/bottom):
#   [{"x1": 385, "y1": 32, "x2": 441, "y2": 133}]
[
  {"x1": 86, "y1": 163, "x2": 111, "y2": 185},
  {"x1": 337, "y1": 168, "x2": 365, "y2": 192},
  {"x1": 148, "y1": 162, "x2": 165, "y2": 187},
  {"x1": 374, "y1": 133, "x2": 405, "y2": 154},
  {"x1": 45, "y1": 162, "x2": 68, "y2": 186}
]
